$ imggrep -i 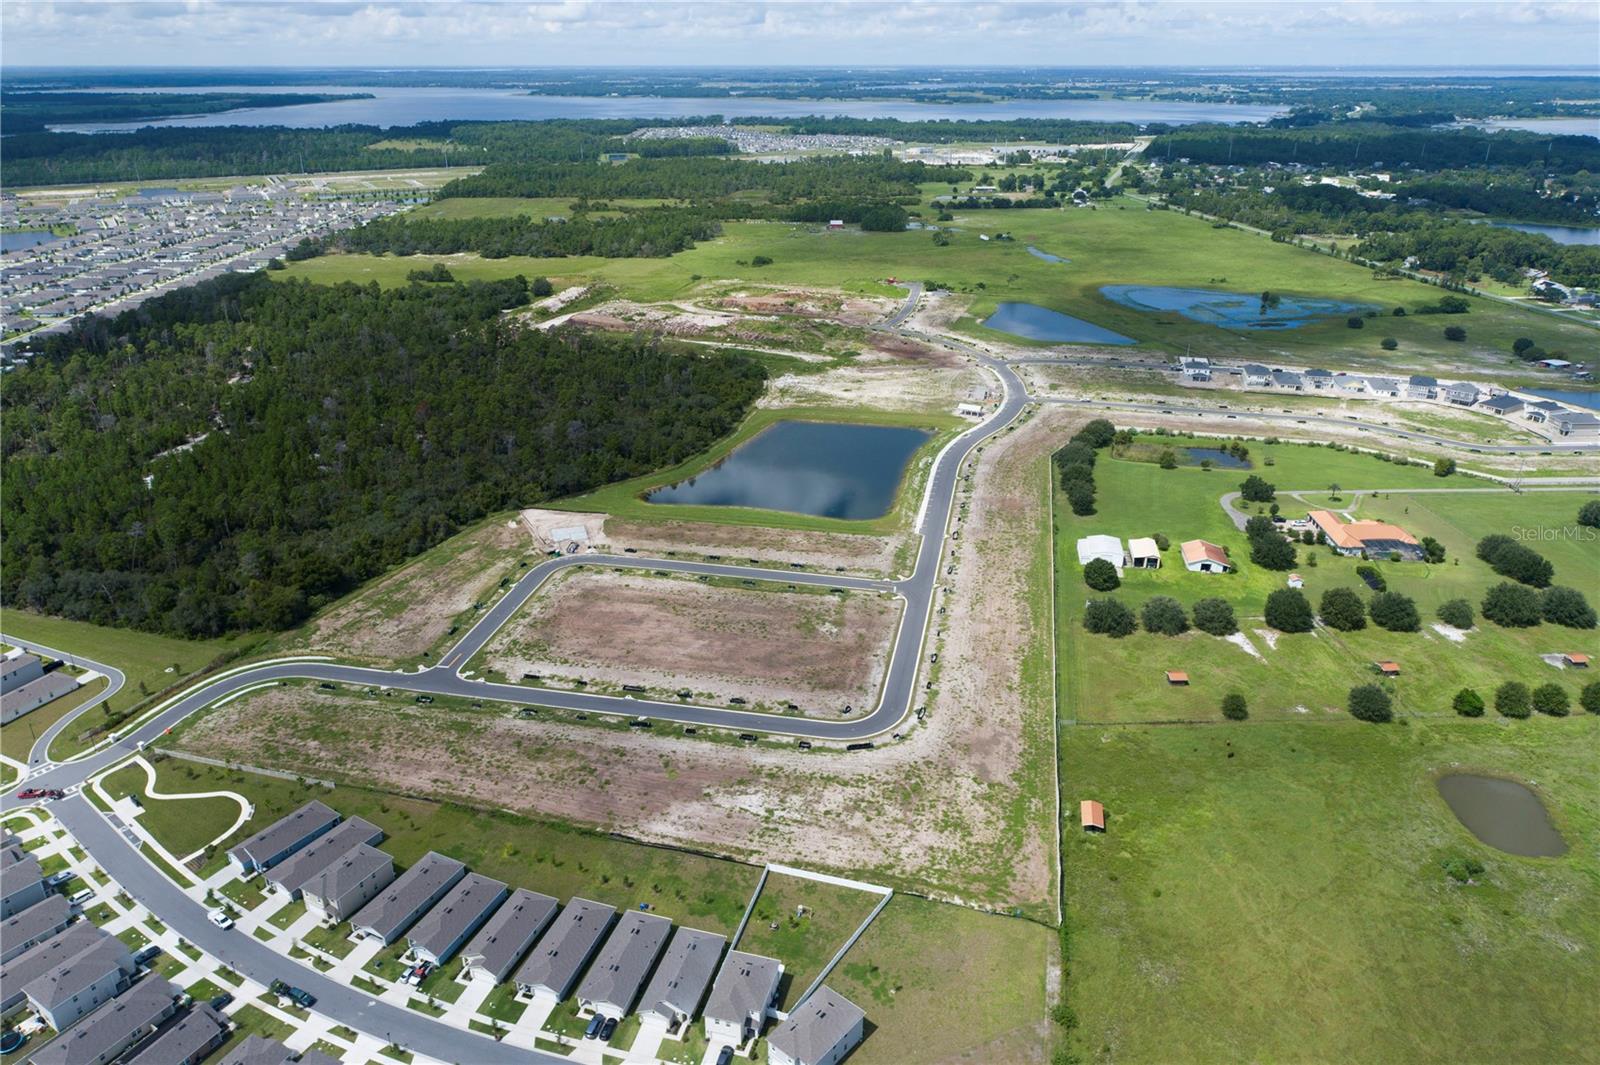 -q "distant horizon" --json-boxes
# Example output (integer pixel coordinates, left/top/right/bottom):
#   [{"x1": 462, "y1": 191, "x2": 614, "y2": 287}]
[{"x1": 6, "y1": 63, "x2": 1597, "y2": 73}]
